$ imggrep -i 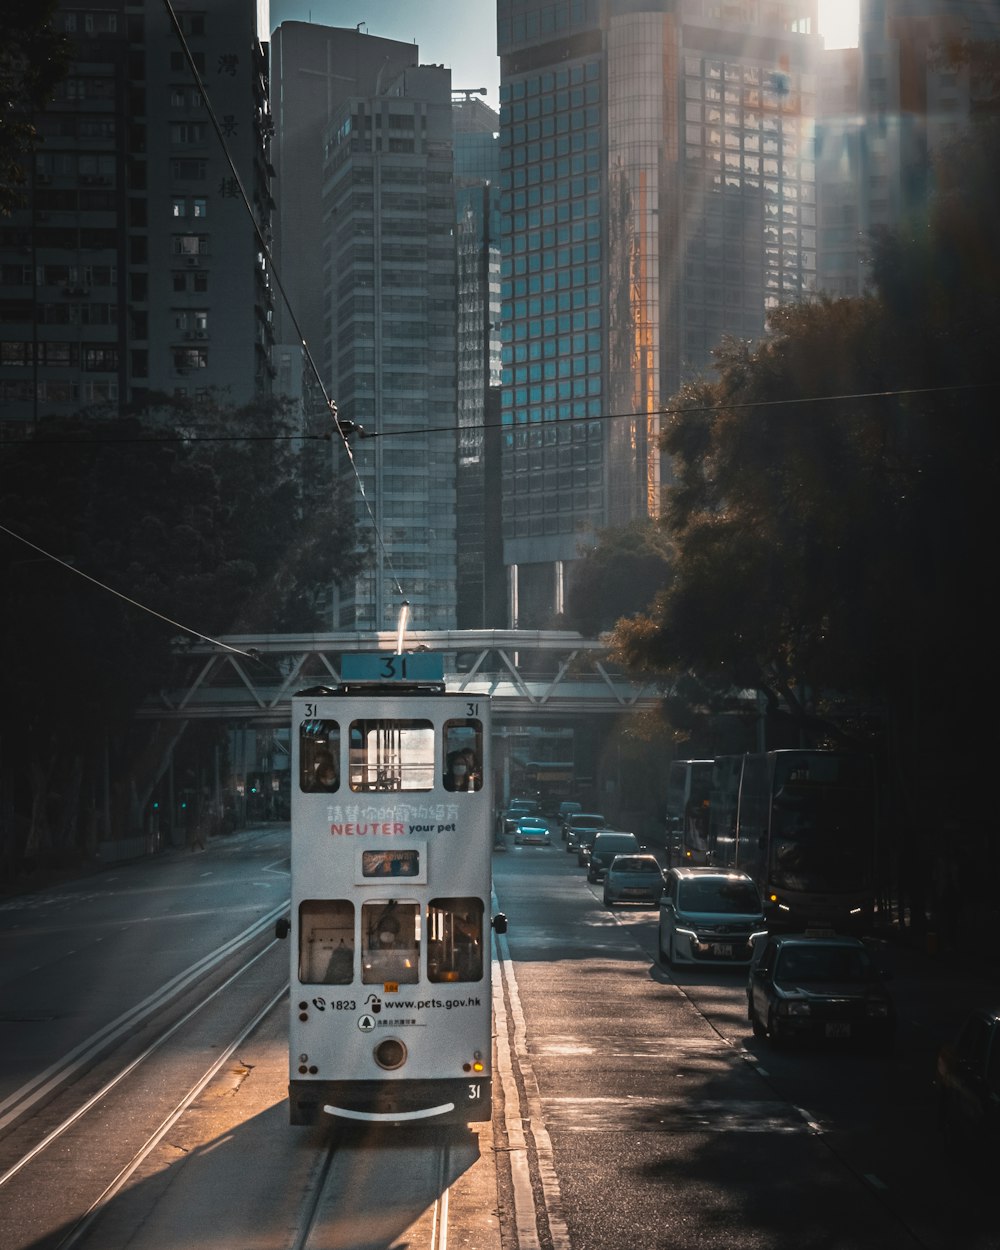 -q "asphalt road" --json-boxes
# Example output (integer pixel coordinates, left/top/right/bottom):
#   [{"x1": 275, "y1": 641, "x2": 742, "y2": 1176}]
[{"x1": 1, "y1": 826, "x2": 995, "y2": 1250}]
